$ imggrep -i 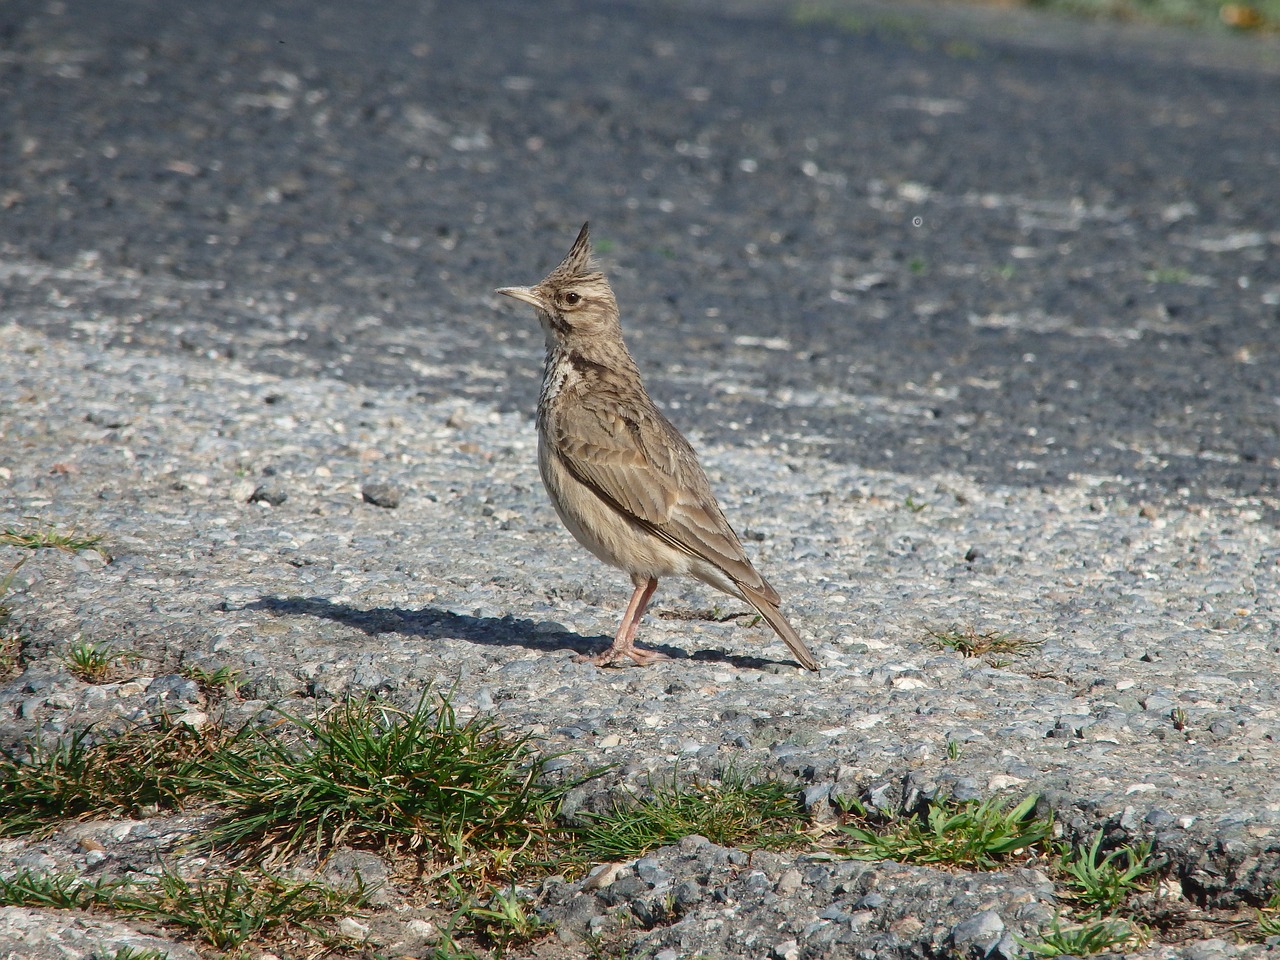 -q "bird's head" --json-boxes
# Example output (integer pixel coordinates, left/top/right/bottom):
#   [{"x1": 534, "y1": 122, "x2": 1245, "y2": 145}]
[{"x1": 496, "y1": 222, "x2": 620, "y2": 346}]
